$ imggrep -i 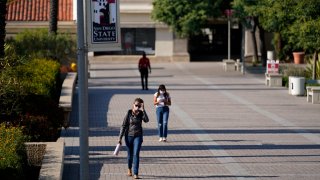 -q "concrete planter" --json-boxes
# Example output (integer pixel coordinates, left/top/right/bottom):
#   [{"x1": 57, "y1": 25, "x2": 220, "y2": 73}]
[{"x1": 25, "y1": 140, "x2": 65, "y2": 180}]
